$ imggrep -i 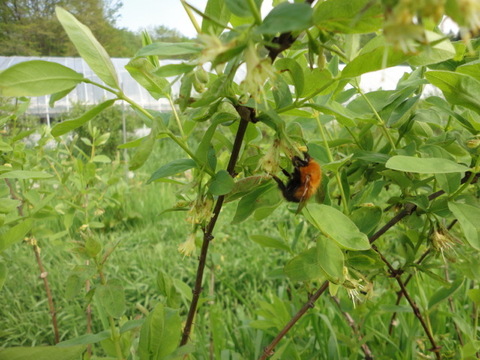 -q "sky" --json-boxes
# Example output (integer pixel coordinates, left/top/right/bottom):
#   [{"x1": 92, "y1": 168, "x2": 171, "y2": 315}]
[{"x1": 116, "y1": 0, "x2": 208, "y2": 37}]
